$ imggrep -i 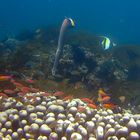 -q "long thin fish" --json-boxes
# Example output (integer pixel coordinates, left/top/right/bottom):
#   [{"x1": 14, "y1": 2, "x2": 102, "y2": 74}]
[{"x1": 52, "y1": 18, "x2": 75, "y2": 76}]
